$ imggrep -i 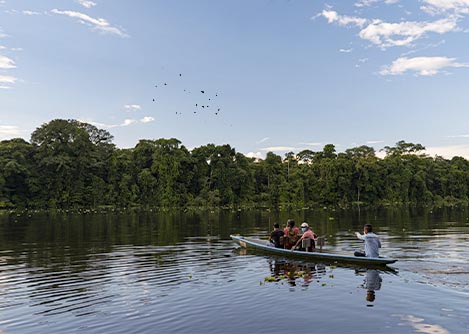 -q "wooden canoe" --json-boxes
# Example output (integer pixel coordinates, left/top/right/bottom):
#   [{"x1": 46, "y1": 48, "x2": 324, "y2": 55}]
[{"x1": 230, "y1": 235, "x2": 397, "y2": 267}]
